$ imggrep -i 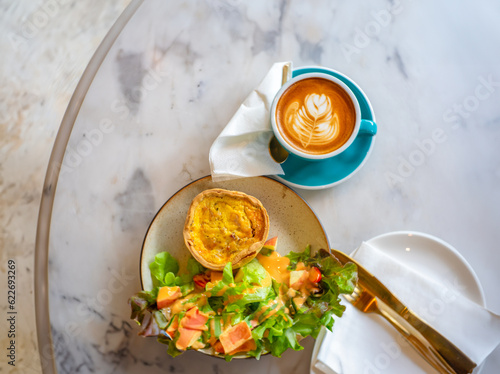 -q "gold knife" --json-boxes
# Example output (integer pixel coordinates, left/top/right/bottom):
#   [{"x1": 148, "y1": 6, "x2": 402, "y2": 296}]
[{"x1": 331, "y1": 249, "x2": 476, "y2": 374}]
